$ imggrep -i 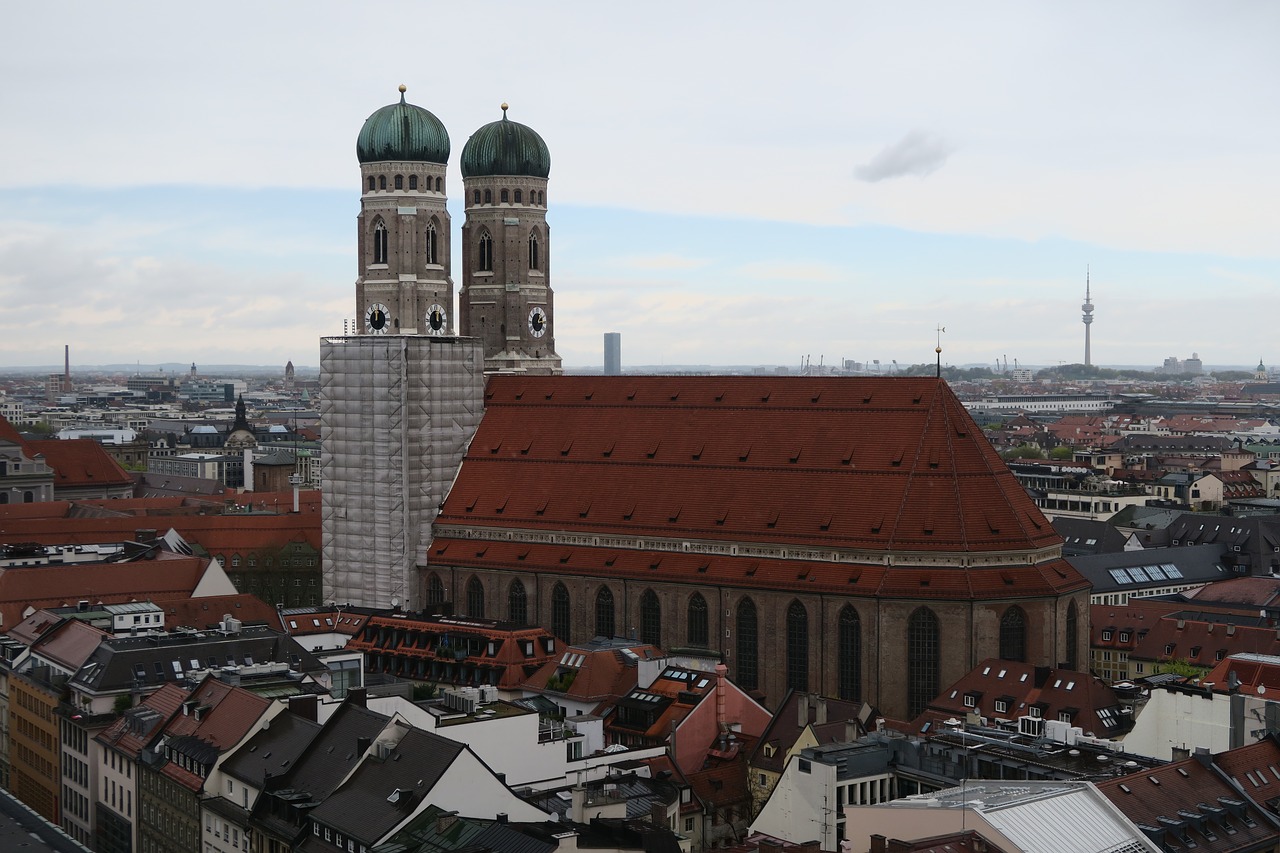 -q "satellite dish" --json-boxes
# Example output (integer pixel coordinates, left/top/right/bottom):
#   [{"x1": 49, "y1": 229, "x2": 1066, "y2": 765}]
[{"x1": 1260, "y1": 685, "x2": 1267, "y2": 695}]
